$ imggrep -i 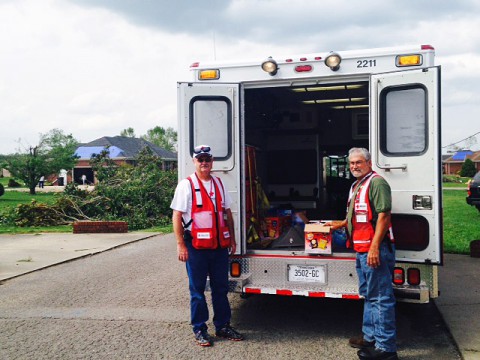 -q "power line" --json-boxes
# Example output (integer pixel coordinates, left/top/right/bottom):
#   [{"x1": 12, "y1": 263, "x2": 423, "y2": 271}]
[{"x1": 442, "y1": 131, "x2": 480, "y2": 148}]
